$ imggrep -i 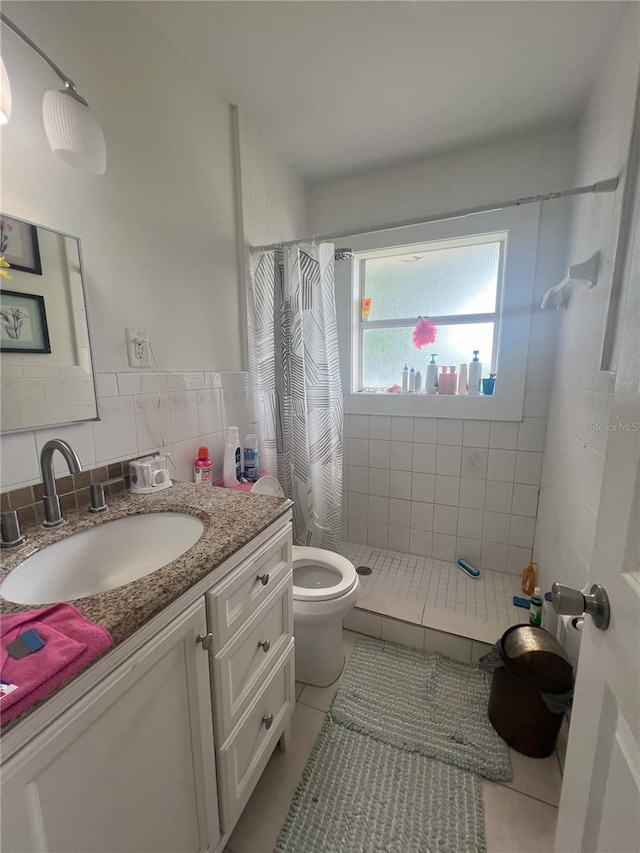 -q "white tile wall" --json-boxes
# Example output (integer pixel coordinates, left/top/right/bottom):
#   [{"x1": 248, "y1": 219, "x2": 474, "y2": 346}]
[
  {"x1": 344, "y1": 414, "x2": 541, "y2": 574},
  {"x1": 320, "y1": 130, "x2": 578, "y2": 577},
  {"x1": 532, "y1": 7, "x2": 639, "y2": 593},
  {"x1": 0, "y1": 371, "x2": 257, "y2": 490}
]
